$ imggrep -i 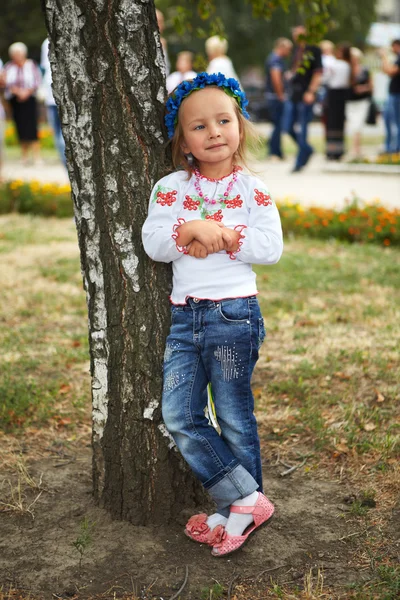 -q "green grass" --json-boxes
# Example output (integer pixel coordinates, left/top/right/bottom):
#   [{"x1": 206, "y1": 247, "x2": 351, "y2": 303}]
[
  {"x1": 254, "y1": 237, "x2": 400, "y2": 462},
  {"x1": 0, "y1": 215, "x2": 88, "y2": 432}
]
